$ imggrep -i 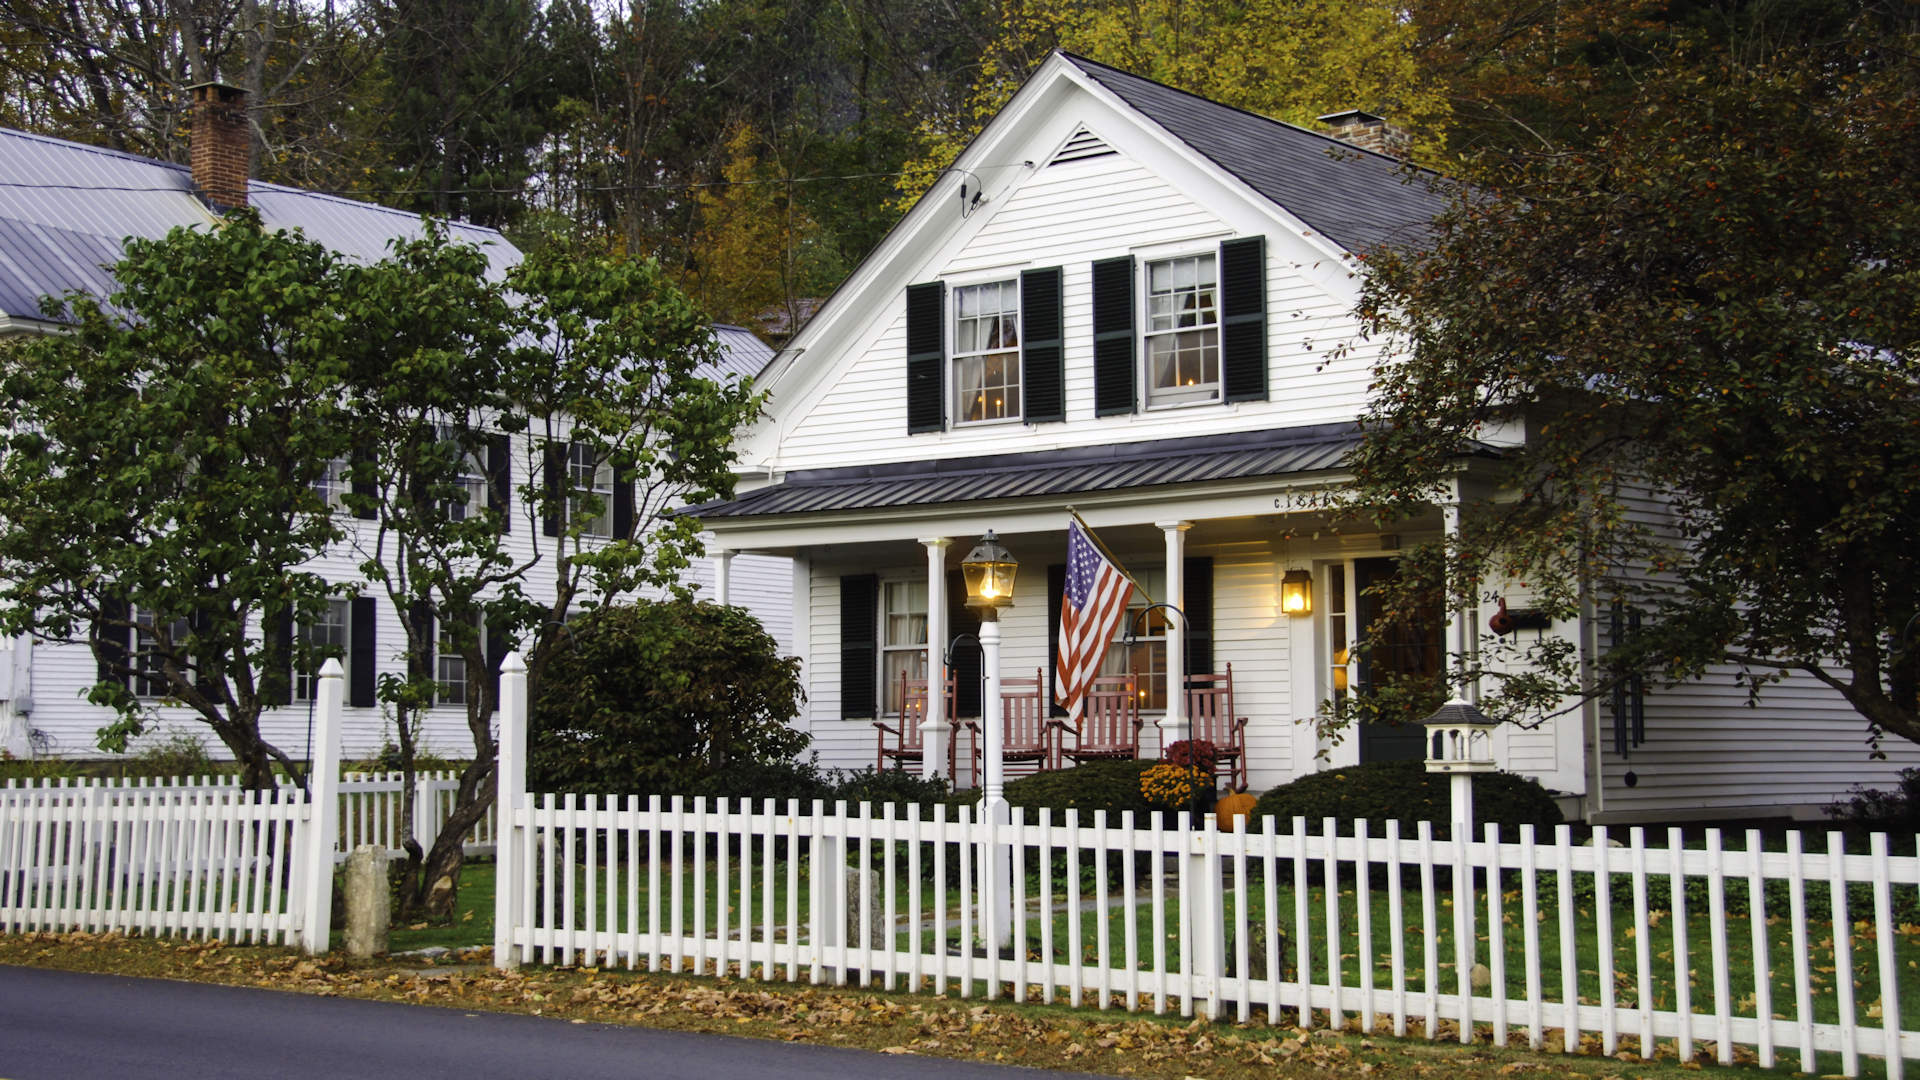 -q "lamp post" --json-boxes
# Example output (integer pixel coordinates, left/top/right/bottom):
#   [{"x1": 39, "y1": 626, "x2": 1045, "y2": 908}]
[
  {"x1": 961, "y1": 530, "x2": 1017, "y2": 952},
  {"x1": 1423, "y1": 697, "x2": 1498, "y2": 1043}
]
